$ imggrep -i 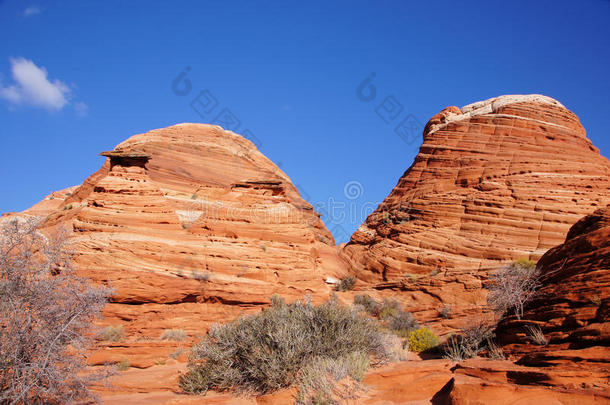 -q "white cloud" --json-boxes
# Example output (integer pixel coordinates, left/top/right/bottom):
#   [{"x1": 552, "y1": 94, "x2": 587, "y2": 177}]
[
  {"x1": 0, "y1": 58, "x2": 70, "y2": 111},
  {"x1": 24, "y1": 6, "x2": 41, "y2": 17}
]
